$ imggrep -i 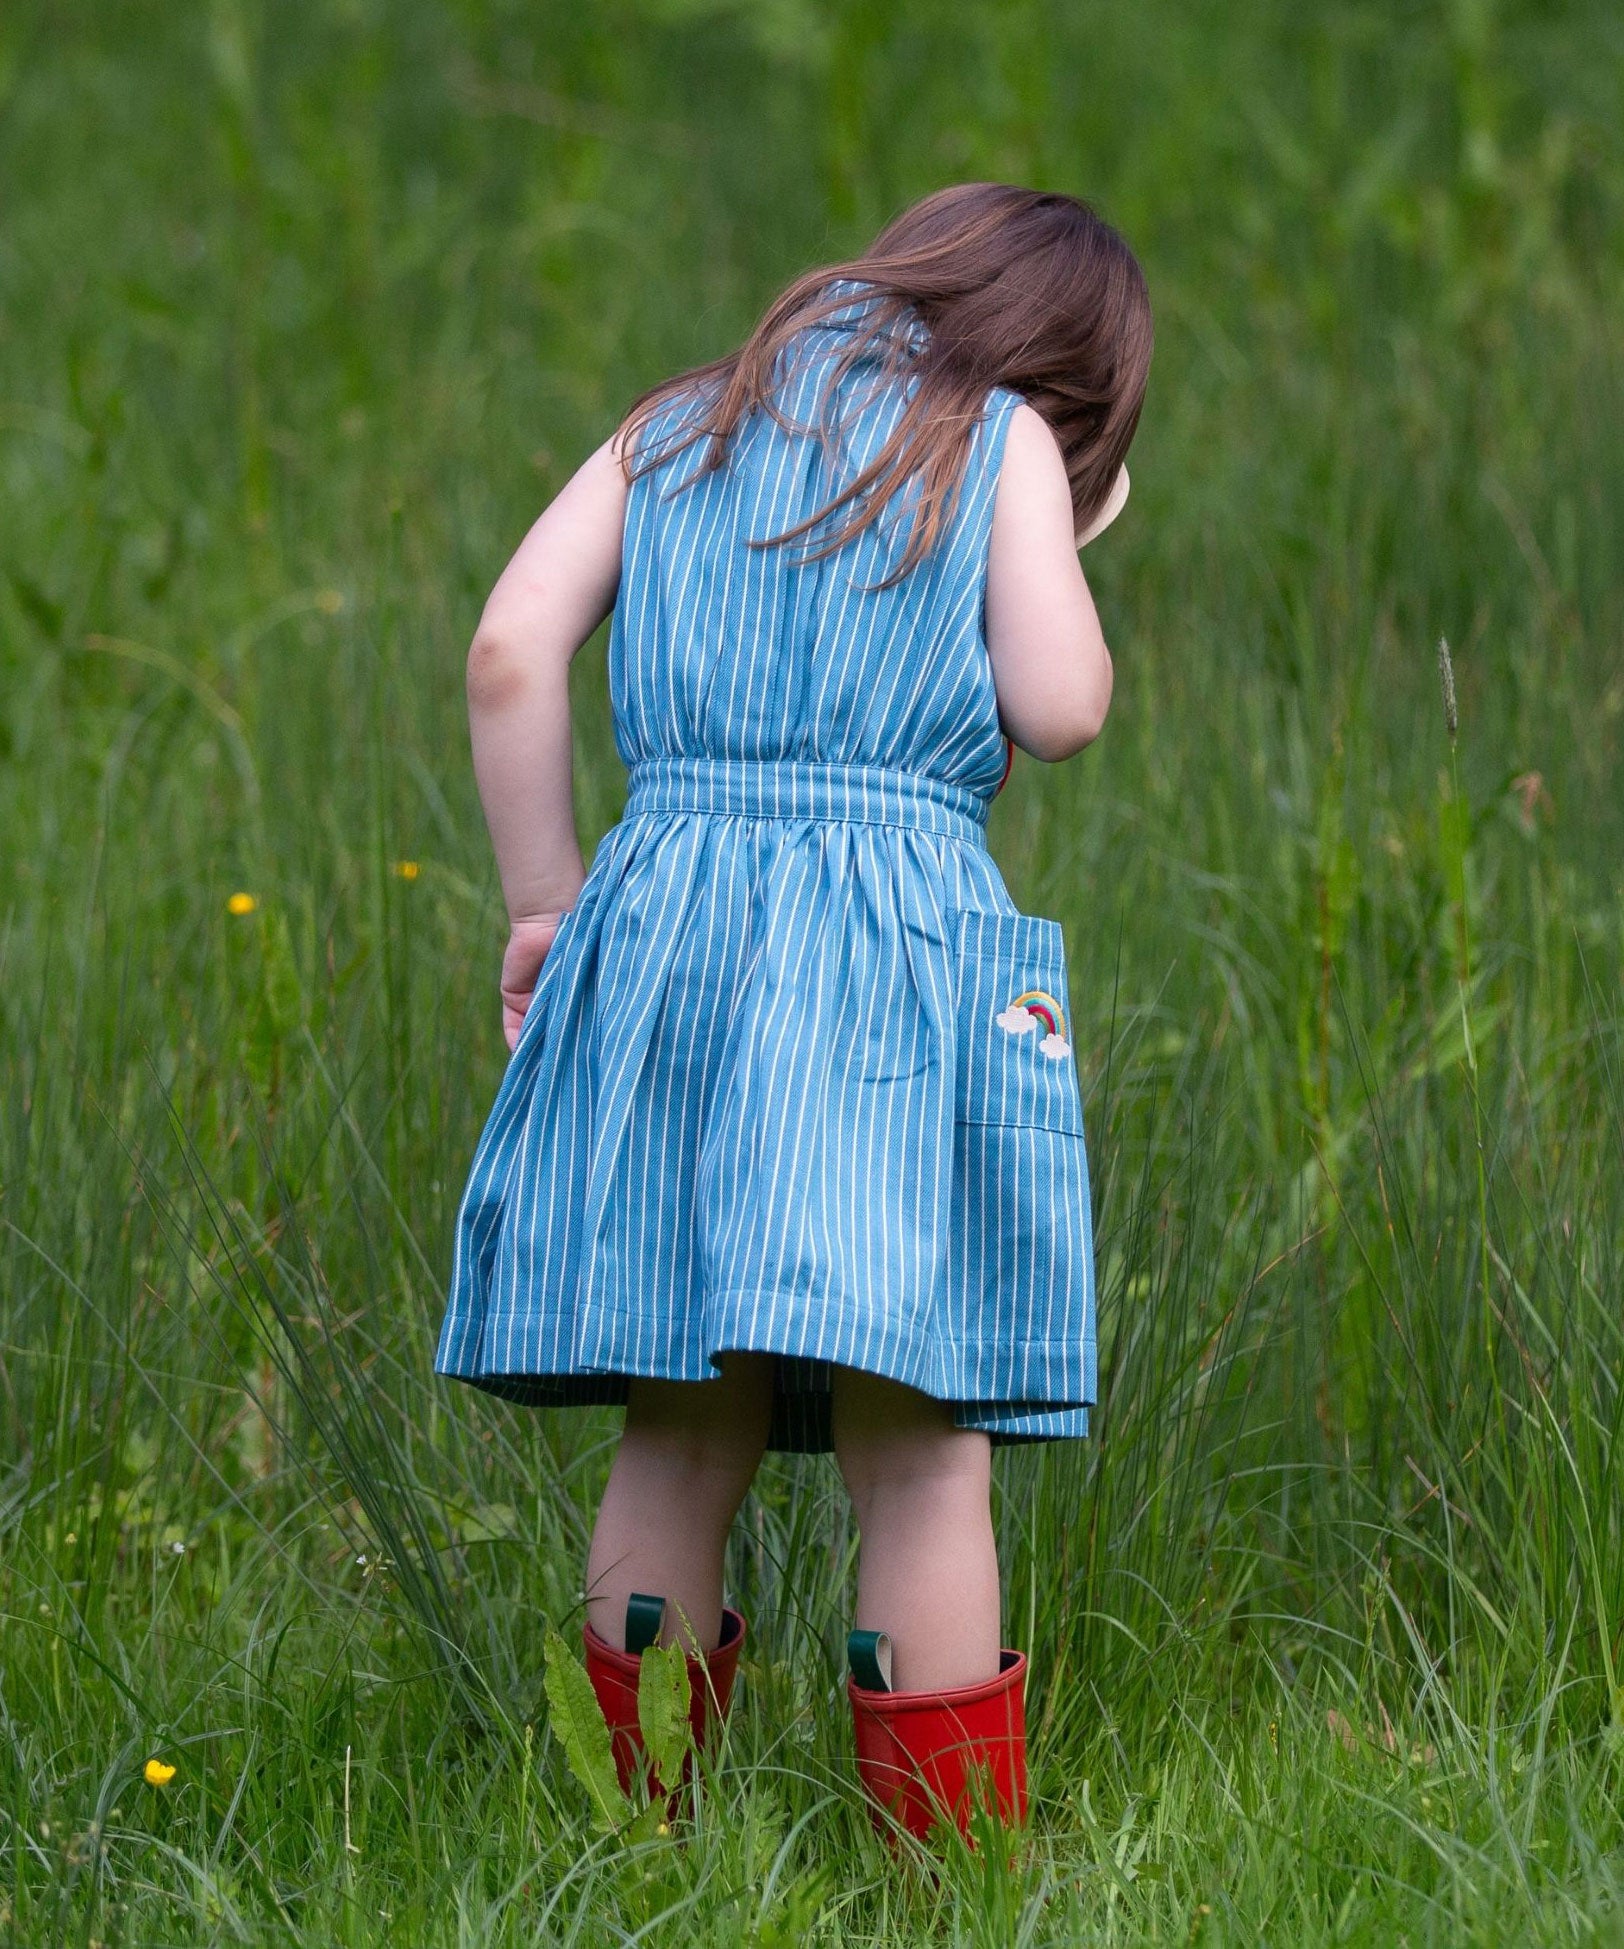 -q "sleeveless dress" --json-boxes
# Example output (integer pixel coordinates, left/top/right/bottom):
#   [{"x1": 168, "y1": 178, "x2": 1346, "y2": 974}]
[{"x1": 434, "y1": 280, "x2": 1098, "y2": 1452}]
